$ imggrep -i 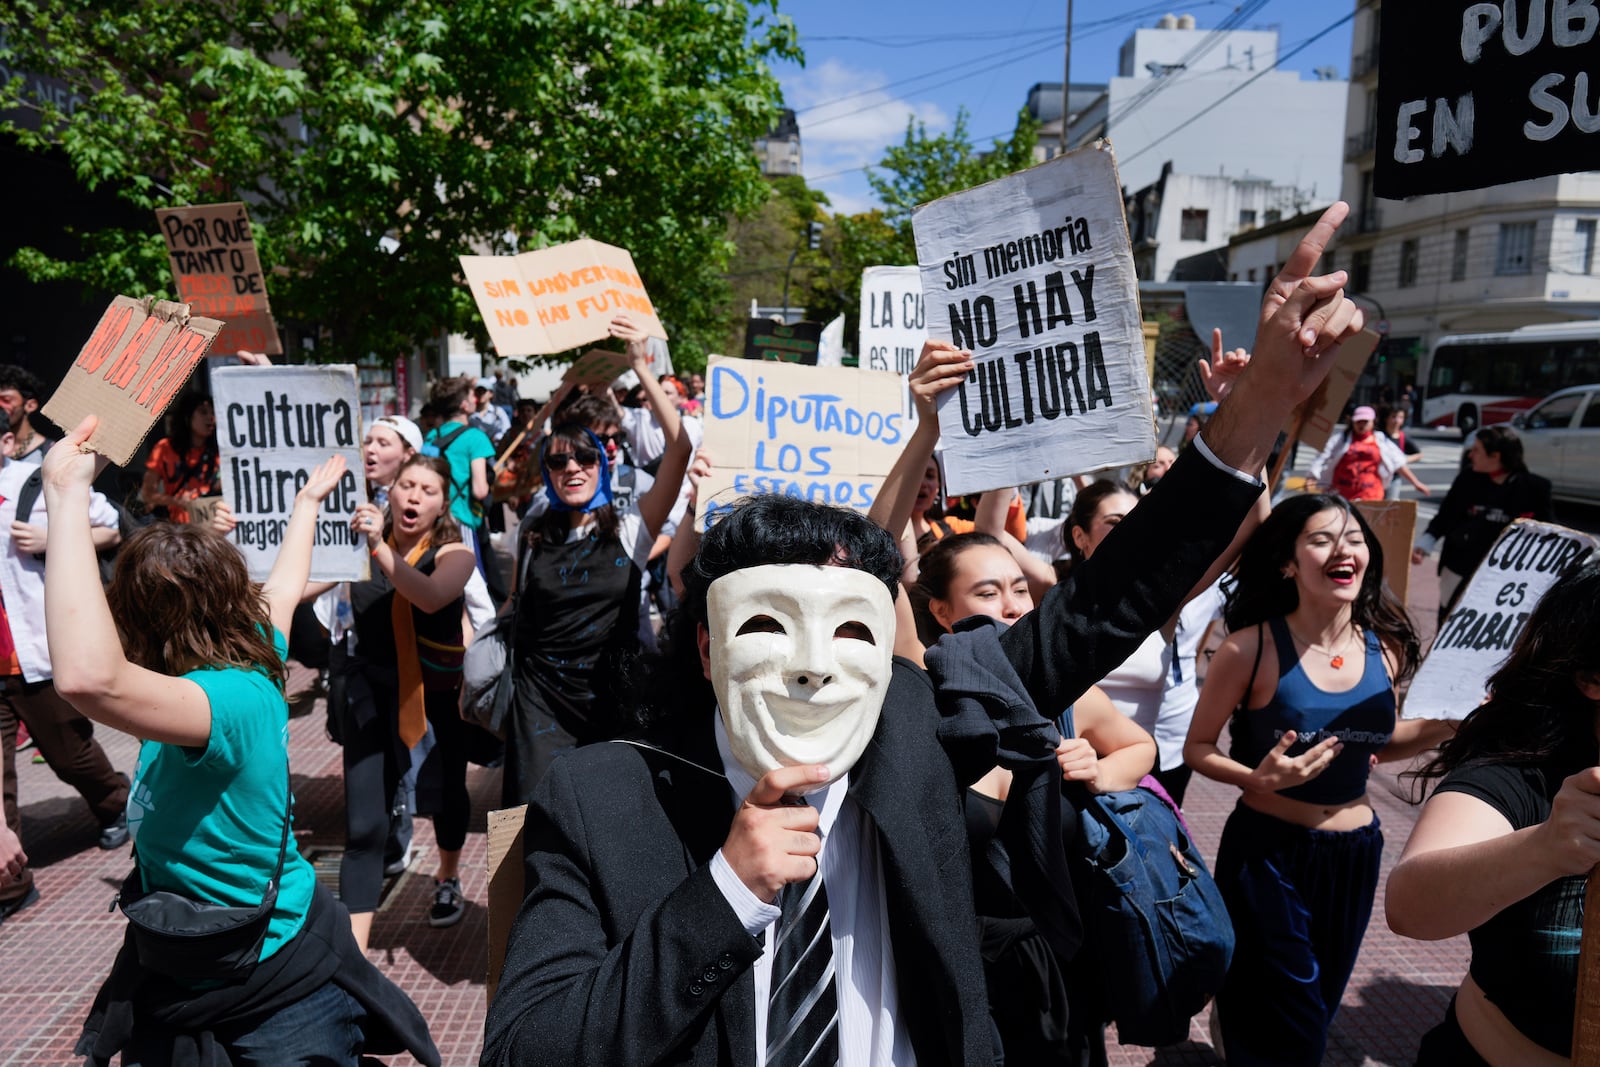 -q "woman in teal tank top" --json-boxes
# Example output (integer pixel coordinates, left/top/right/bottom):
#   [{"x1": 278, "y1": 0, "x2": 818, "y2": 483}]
[
  {"x1": 40, "y1": 415, "x2": 437, "y2": 1066},
  {"x1": 1184, "y1": 494, "x2": 1448, "y2": 1066}
]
